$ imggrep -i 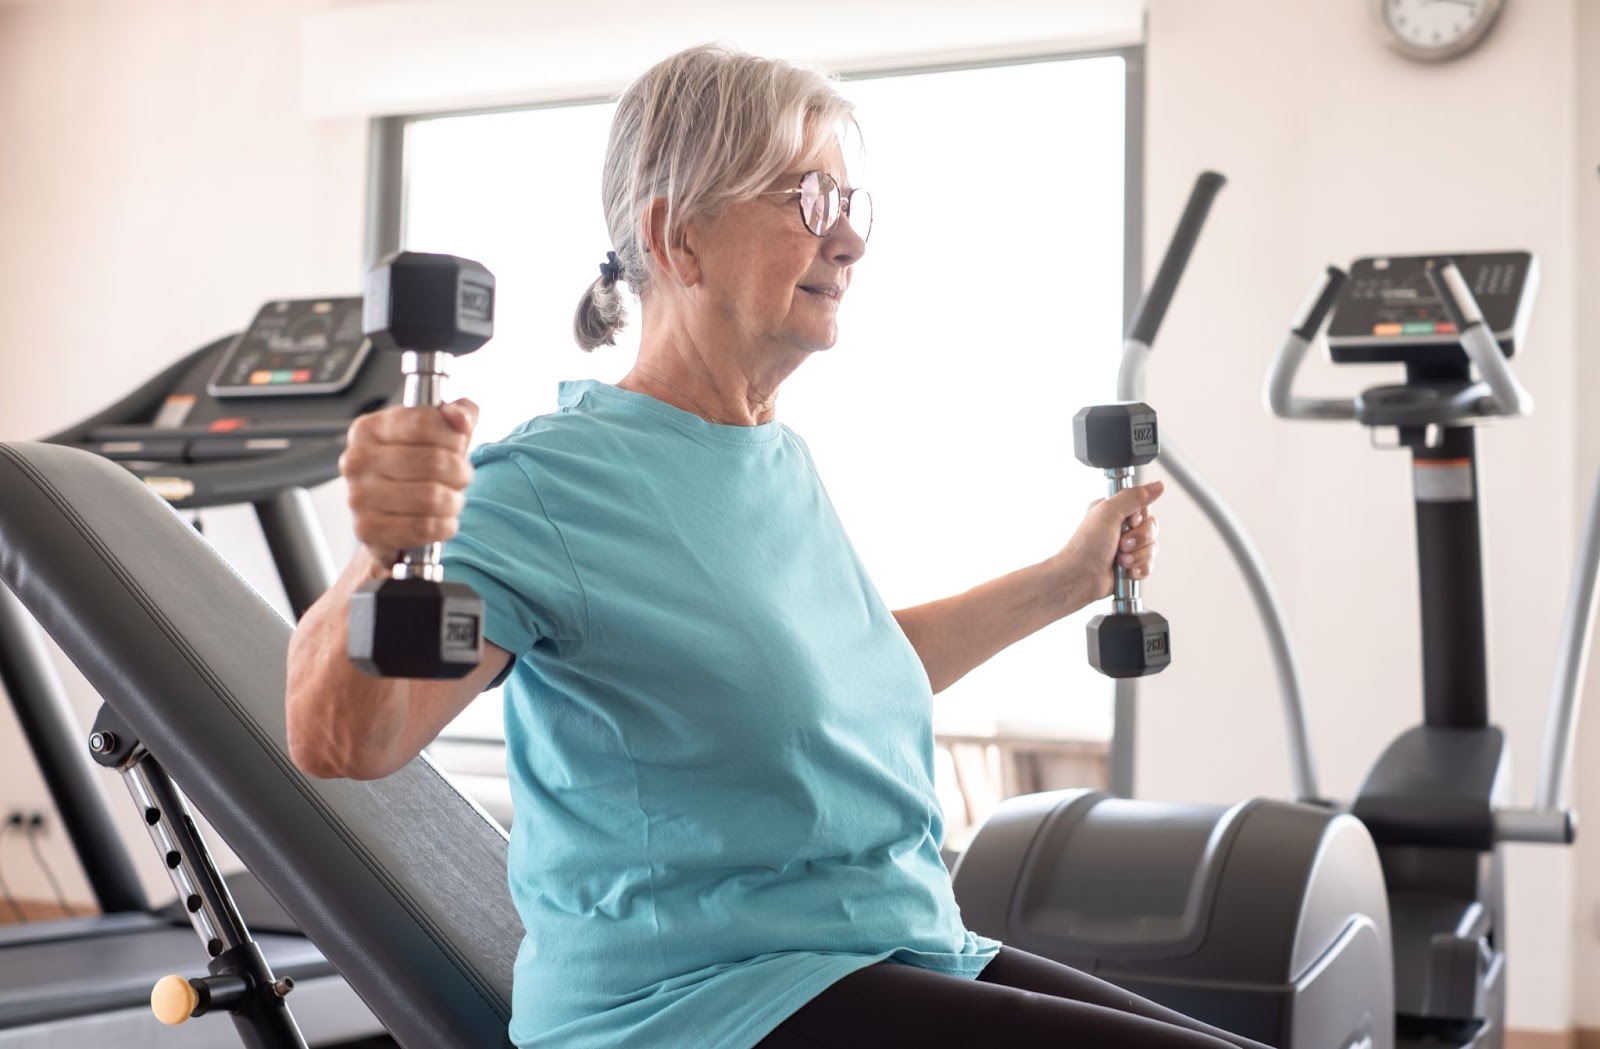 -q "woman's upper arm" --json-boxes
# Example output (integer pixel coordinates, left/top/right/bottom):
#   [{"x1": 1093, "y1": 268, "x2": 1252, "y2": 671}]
[{"x1": 400, "y1": 641, "x2": 515, "y2": 754}]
